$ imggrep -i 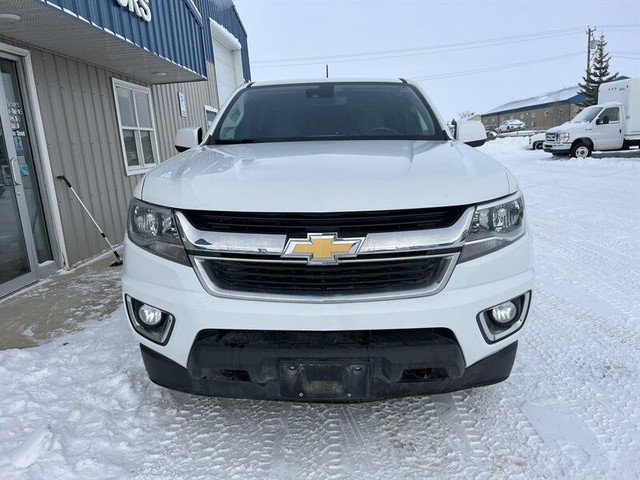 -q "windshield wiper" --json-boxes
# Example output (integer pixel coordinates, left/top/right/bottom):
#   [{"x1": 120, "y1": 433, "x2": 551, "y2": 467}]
[{"x1": 214, "y1": 138, "x2": 262, "y2": 144}]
